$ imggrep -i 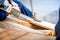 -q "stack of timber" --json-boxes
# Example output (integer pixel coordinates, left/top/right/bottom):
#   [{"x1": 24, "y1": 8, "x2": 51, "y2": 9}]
[{"x1": 0, "y1": 15, "x2": 56, "y2": 40}]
